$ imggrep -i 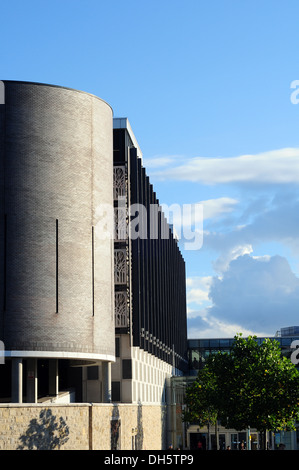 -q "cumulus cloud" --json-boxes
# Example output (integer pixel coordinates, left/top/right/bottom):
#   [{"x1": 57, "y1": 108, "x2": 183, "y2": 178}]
[
  {"x1": 151, "y1": 148, "x2": 299, "y2": 184},
  {"x1": 200, "y1": 197, "x2": 239, "y2": 220},
  {"x1": 160, "y1": 197, "x2": 239, "y2": 251},
  {"x1": 186, "y1": 276, "x2": 212, "y2": 305},
  {"x1": 149, "y1": 147, "x2": 299, "y2": 337},
  {"x1": 143, "y1": 155, "x2": 182, "y2": 168},
  {"x1": 186, "y1": 253, "x2": 299, "y2": 337},
  {"x1": 203, "y1": 194, "x2": 299, "y2": 258},
  {"x1": 187, "y1": 313, "x2": 262, "y2": 339},
  {"x1": 162, "y1": 196, "x2": 238, "y2": 228},
  {"x1": 208, "y1": 254, "x2": 299, "y2": 334},
  {"x1": 212, "y1": 244, "x2": 253, "y2": 273}
]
